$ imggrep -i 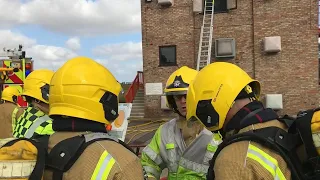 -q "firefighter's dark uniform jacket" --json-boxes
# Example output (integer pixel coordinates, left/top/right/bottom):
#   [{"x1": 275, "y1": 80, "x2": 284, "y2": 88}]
[
  {"x1": 212, "y1": 102, "x2": 291, "y2": 180},
  {"x1": 0, "y1": 102, "x2": 24, "y2": 139}
]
